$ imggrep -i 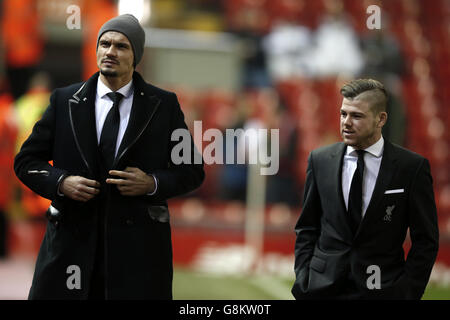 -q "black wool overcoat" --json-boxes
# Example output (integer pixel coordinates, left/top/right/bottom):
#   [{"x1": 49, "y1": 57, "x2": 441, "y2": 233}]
[{"x1": 14, "y1": 71, "x2": 205, "y2": 299}]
